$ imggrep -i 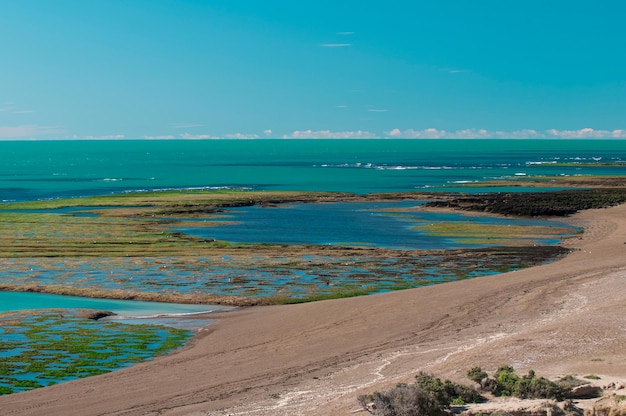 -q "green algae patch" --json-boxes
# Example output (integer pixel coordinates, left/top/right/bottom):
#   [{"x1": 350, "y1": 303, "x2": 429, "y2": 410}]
[
  {"x1": 412, "y1": 222, "x2": 575, "y2": 246},
  {"x1": 0, "y1": 190, "x2": 340, "y2": 212},
  {"x1": 0, "y1": 244, "x2": 569, "y2": 306},
  {"x1": 0, "y1": 190, "x2": 351, "y2": 258},
  {"x1": 0, "y1": 310, "x2": 191, "y2": 395}
]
